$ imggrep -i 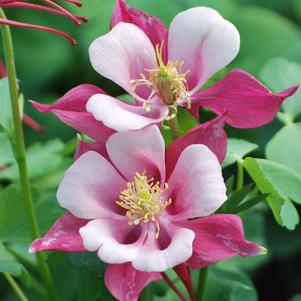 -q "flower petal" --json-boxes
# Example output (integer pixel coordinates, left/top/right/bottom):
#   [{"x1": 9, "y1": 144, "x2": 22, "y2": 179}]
[
  {"x1": 79, "y1": 219, "x2": 144, "y2": 264},
  {"x1": 31, "y1": 84, "x2": 114, "y2": 142},
  {"x1": 179, "y1": 214, "x2": 265, "y2": 269},
  {"x1": 30, "y1": 212, "x2": 87, "y2": 253},
  {"x1": 132, "y1": 221, "x2": 195, "y2": 272},
  {"x1": 165, "y1": 145, "x2": 227, "y2": 220},
  {"x1": 105, "y1": 263, "x2": 161, "y2": 301},
  {"x1": 86, "y1": 94, "x2": 168, "y2": 132},
  {"x1": 111, "y1": 0, "x2": 168, "y2": 61},
  {"x1": 106, "y1": 125, "x2": 166, "y2": 183},
  {"x1": 192, "y1": 69, "x2": 299, "y2": 128},
  {"x1": 168, "y1": 7, "x2": 240, "y2": 93},
  {"x1": 57, "y1": 151, "x2": 126, "y2": 219},
  {"x1": 89, "y1": 22, "x2": 156, "y2": 101},
  {"x1": 166, "y1": 114, "x2": 227, "y2": 178}
]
